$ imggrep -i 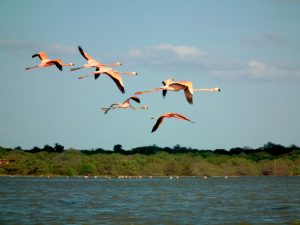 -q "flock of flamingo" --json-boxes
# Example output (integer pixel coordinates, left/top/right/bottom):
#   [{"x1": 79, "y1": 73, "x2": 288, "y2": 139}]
[{"x1": 25, "y1": 46, "x2": 221, "y2": 132}]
